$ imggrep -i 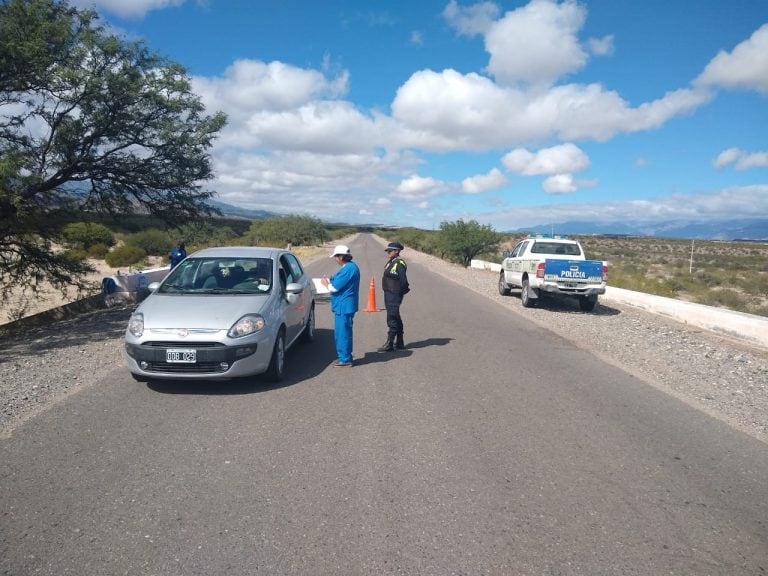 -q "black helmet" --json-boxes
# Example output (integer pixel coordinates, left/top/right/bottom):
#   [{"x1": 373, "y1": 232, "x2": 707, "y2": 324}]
[{"x1": 385, "y1": 242, "x2": 404, "y2": 252}]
